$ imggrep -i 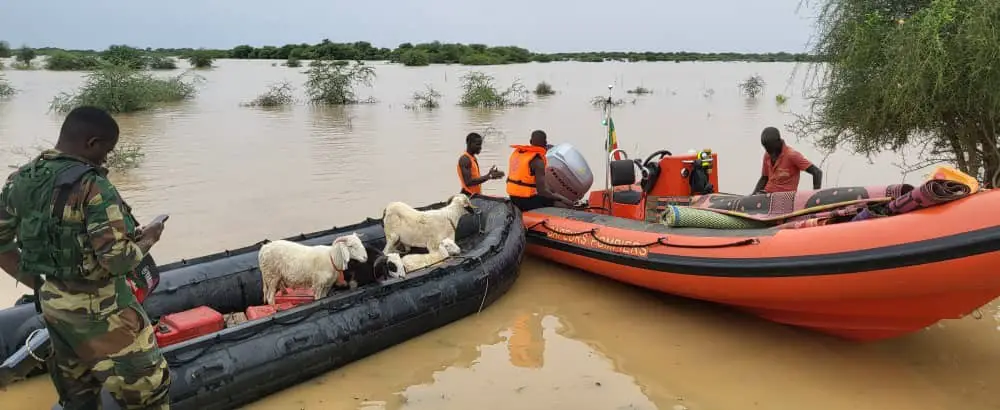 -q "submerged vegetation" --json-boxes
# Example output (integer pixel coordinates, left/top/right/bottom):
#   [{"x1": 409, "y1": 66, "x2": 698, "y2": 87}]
[
  {"x1": 404, "y1": 85, "x2": 442, "y2": 110},
  {"x1": 458, "y1": 71, "x2": 530, "y2": 108},
  {"x1": 149, "y1": 56, "x2": 178, "y2": 70},
  {"x1": 626, "y1": 86, "x2": 651, "y2": 95},
  {"x1": 591, "y1": 96, "x2": 630, "y2": 108},
  {"x1": 102, "y1": 45, "x2": 149, "y2": 69},
  {"x1": 6, "y1": 140, "x2": 145, "y2": 172},
  {"x1": 534, "y1": 81, "x2": 555, "y2": 96},
  {"x1": 242, "y1": 81, "x2": 296, "y2": 107},
  {"x1": 304, "y1": 59, "x2": 377, "y2": 105},
  {"x1": 50, "y1": 66, "x2": 200, "y2": 113},
  {"x1": 187, "y1": 50, "x2": 215, "y2": 69},
  {"x1": 44, "y1": 51, "x2": 103, "y2": 71},
  {"x1": 795, "y1": 0, "x2": 1000, "y2": 187},
  {"x1": 14, "y1": 46, "x2": 36, "y2": 69},
  {"x1": 0, "y1": 73, "x2": 15, "y2": 98},
  {"x1": 105, "y1": 142, "x2": 147, "y2": 170},
  {"x1": 738, "y1": 74, "x2": 766, "y2": 99}
]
